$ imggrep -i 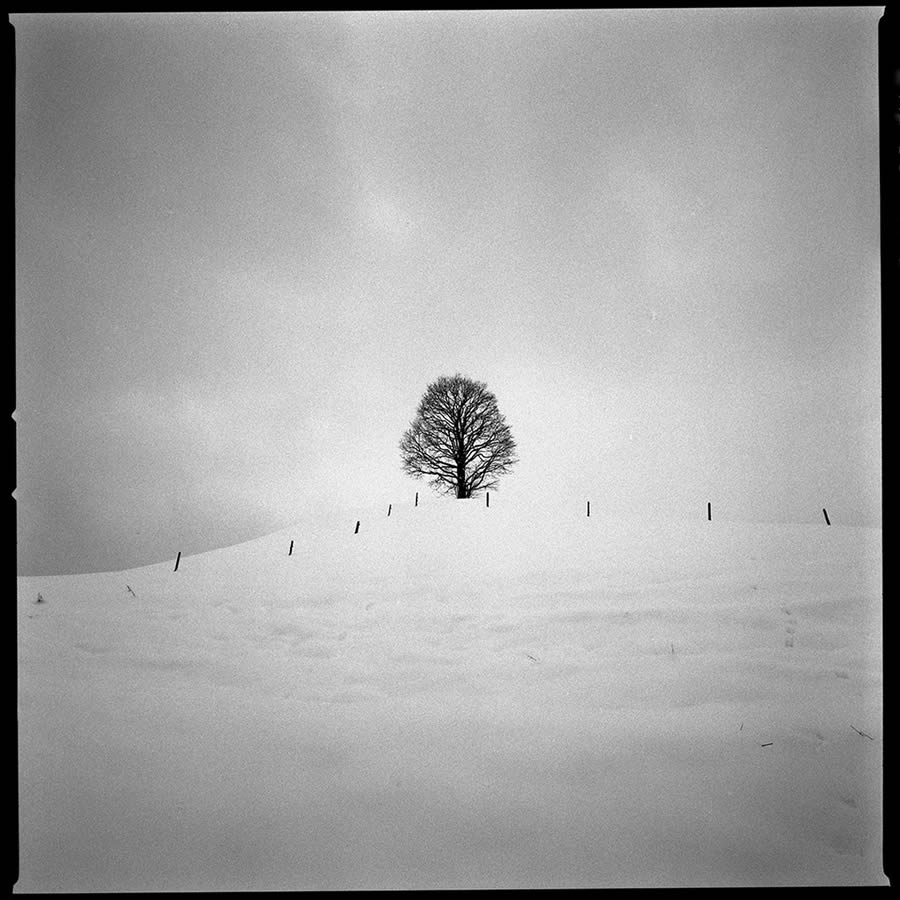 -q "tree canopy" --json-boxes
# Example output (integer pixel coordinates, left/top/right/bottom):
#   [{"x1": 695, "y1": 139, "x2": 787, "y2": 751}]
[{"x1": 400, "y1": 374, "x2": 518, "y2": 499}]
